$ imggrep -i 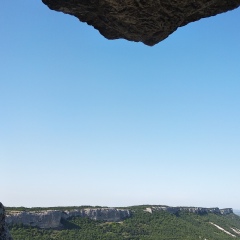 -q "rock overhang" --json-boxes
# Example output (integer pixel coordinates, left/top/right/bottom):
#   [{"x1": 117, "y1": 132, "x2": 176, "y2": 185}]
[
  {"x1": 0, "y1": 203, "x2": 13, "y2": 240},
  {"x1": 42, "y1": 0, "x2": 240, "y2": 46}
]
